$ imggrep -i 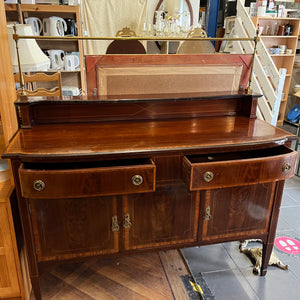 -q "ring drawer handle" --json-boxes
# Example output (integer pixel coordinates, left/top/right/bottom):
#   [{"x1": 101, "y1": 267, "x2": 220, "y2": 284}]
[
  {"x1": 33, "y1": 180, "x2": 45, "y2": 191},
  {"x1": 282, "y1": 163, "x2": 291, "y2": 173},
  {"x1": 203, "y1": 171, "x2": 214, "y2": 182},
  {"x1": 131, "y1": 175, "x2": 143, "y2": 186}
]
